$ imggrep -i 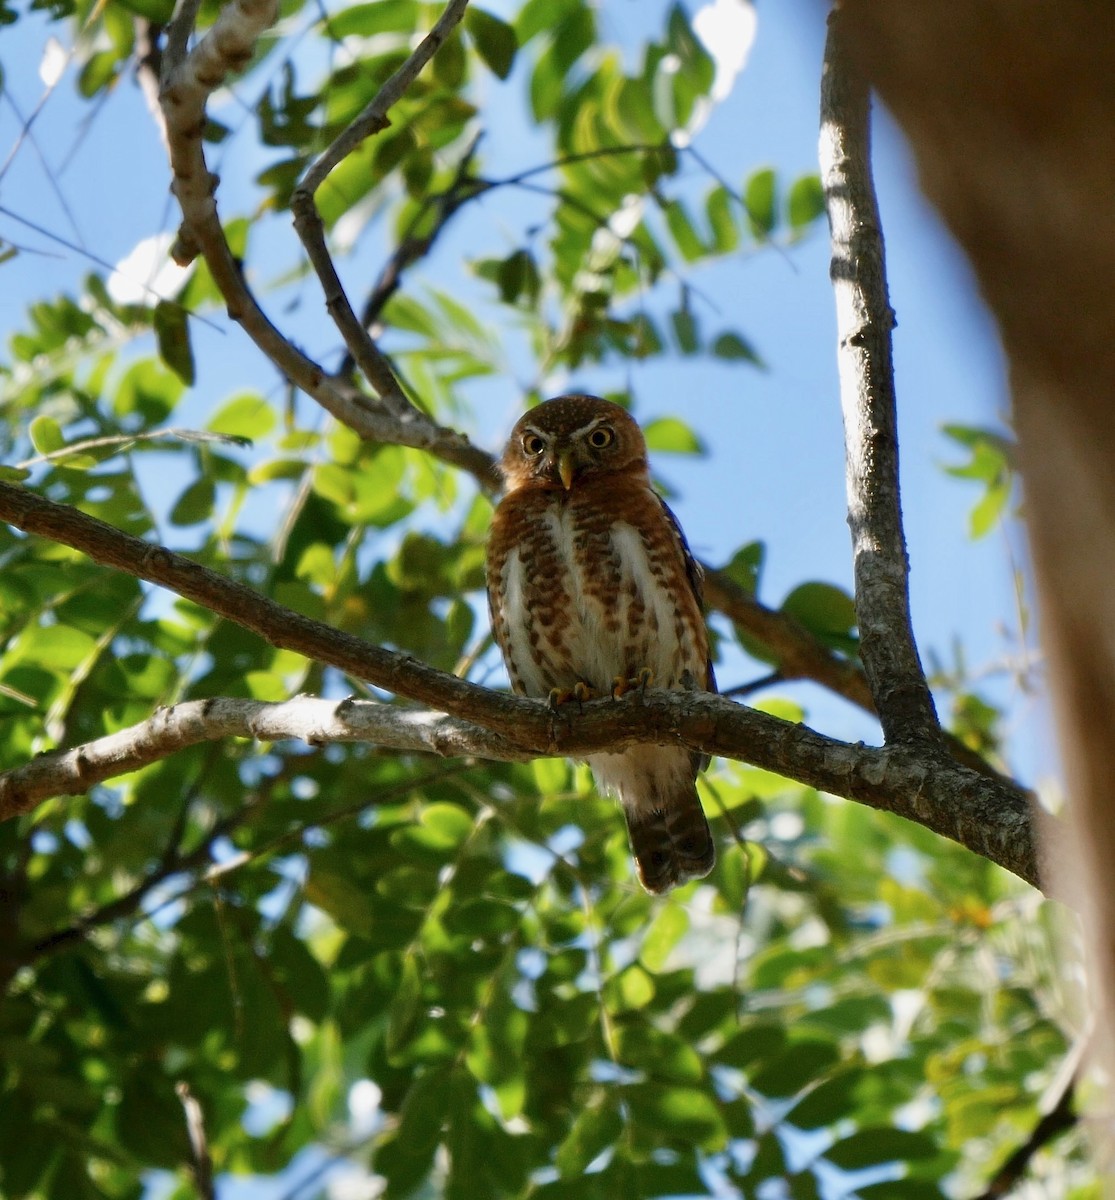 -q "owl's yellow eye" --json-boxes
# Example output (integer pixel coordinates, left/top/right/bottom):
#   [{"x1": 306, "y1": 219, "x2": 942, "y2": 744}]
[
  {"x1": 588, "y1": 426, "x2": 614, "y2": 448},
  {"x1": 522, "y1": 433, "x2": 546, "y2": 455}
]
